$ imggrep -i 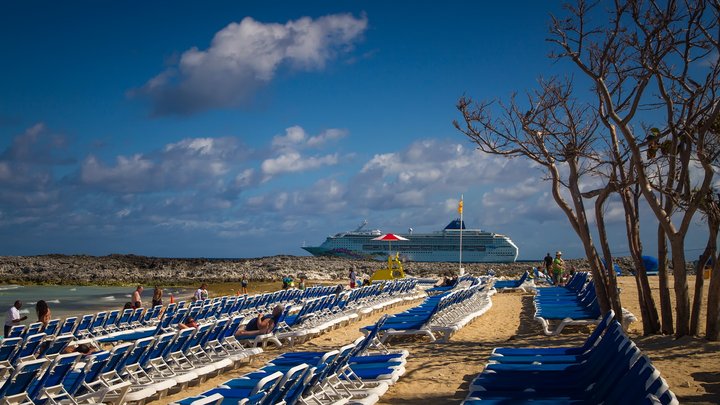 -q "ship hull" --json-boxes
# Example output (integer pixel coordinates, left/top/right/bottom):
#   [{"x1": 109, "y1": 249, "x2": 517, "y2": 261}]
[{"x1": 303, "y1": 229, "x2": 518, "y2": 263}]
